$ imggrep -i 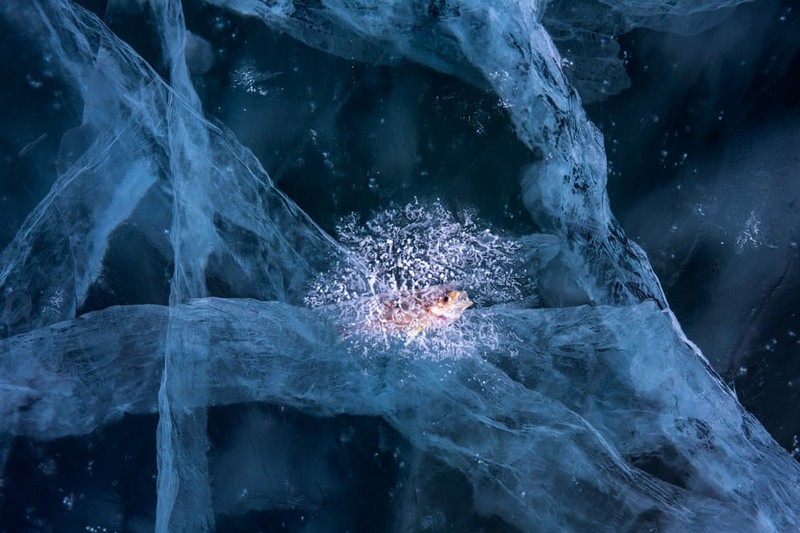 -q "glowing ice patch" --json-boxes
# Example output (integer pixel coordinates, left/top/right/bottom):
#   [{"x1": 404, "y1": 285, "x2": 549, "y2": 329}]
[{"x1": 305, "y1": 200, "x2": 529, "y2": 357}]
